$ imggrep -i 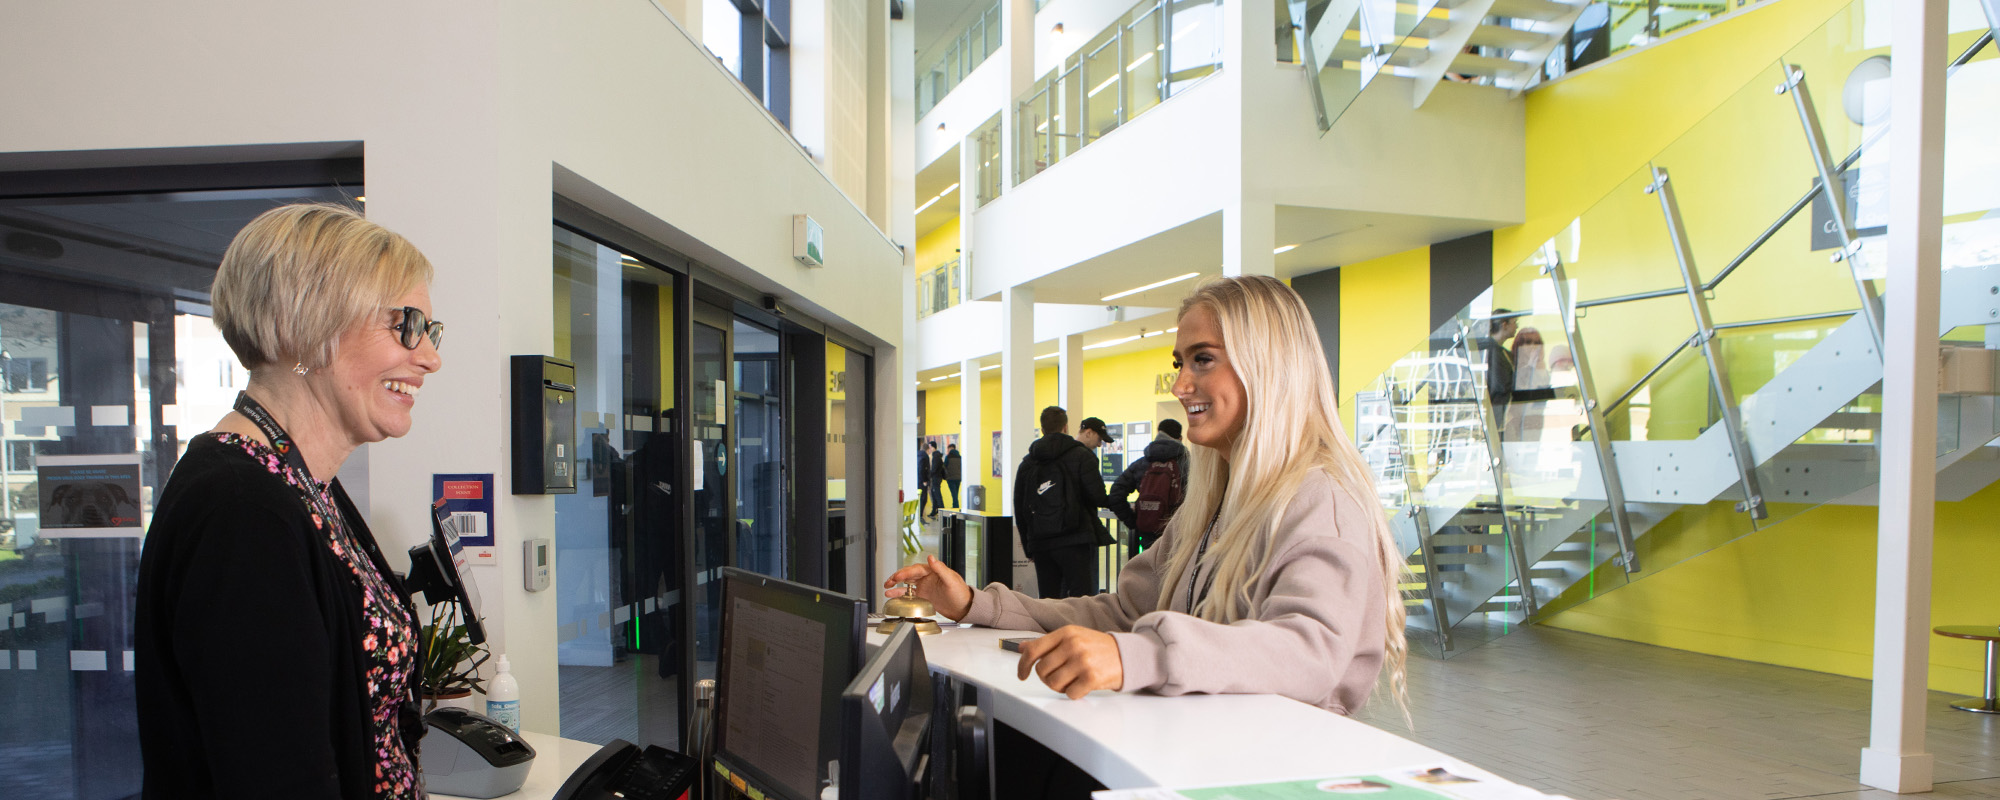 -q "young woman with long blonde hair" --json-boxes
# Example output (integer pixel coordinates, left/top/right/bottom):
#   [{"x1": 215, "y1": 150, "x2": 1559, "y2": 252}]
[{"x1": 887, "y1": 275, "x2": 1409, "y2": 716}]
